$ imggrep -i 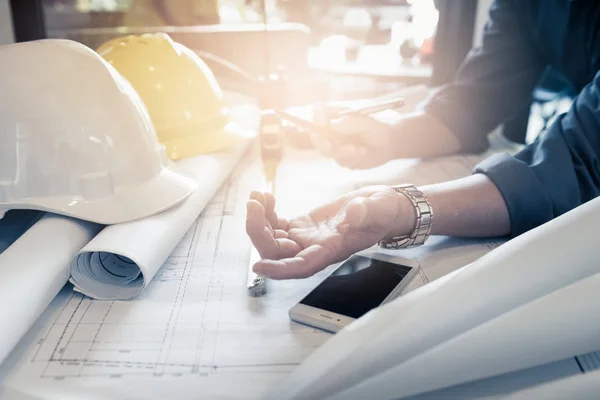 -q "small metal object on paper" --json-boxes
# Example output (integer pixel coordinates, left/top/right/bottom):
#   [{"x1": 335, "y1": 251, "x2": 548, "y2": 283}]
[
  {"x1": 247, "y1": 247, "x2": 267, "y2": 297},
  {"x1": 247, "y1": 275, "x2": 267, "y2": 297}
]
